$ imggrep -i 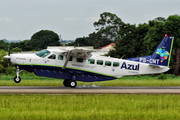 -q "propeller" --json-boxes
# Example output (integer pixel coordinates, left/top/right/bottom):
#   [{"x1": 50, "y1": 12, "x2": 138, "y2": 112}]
[
  {"x1": 3, "y1": 43, "x2": 11, "y2": 67},
  {"x1": 7, "y1": 43, "x2": 11, "y2": 67}
]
